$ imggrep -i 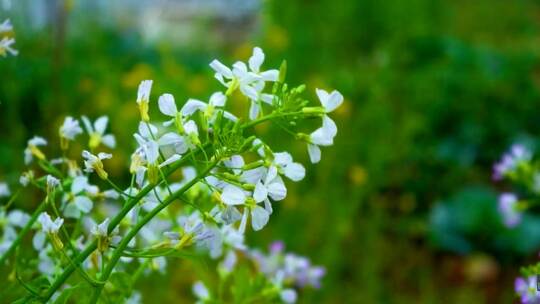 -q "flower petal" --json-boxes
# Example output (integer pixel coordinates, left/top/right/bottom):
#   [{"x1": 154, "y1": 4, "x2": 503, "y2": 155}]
[
  {"x1": 284, "y1": 162, "x2": 305, "y2": 182},
  {"x1": 159, "y1": 154, "x2": 181, "y2": 168},
  {"x1": 144, "y1": 140, "x2": 160, "y2": 164},
  {"x1": 74, "y1": 196, "x2": 93, "y2": 213},
  {"x1": 248, "y1": 47, "x2": 264, "y2": 72},
  {"x1": 251, "y1": 206, "x2": 269, "y2": 231},
  {"x1": 209, "y1": 92, "x2": 226, "y2": 107},
  {"x1": 159, "y1": 132, "x2": 183, "y2": 146},
  {"x1": 308, "y1": 144, "x2": 321, "y2": 164},
  {"x1": 221, "y1": 185, "x2": 246, "y2": 205},
  {"x1": 274, "y1": 152, "x2": 293, "y2": 166},
  {"x1": 209, "y1": 60, "x2": 233, "y2": 78},
  {"x1": 221, "y1": 206, "x2": 242, "y2": 224},
  {"x1": 310, "y1": 127, "x2": 334, "y2": 146},
  {"x1": 184, "y1": 120, "x2": 199, "y2": 136},
  {"x1": 260, "y1": 70, "x2": 279, "y2": 82},
  {"x1": 71, "y1": 175, "x2": 88, "y2": 194},
  {"x1": 249, "y1": 101, "x2": 260, "y2": 120},
  {"x1": 317, "y1": 89, "x2": 343, "y2": 112},
  {"x1": 181, "y1": 99, "x2": 207, "y2": 116},
  {"x1": 267, "y1": 180, "x2": 287, "y2": 201},
  {"x1": 81, "y1": 116, "x2": 94, "y2": 133},
  {"x1": 158, "y1": 93, "x2": 177, "y2": 116},
  {"x1": 102, "y1": 134, "x2": 116, "y2": 148},
  {"x1": 32, "y1": 231, "x2": 46, "y2": 250},
  {"x1": 253, "y1": 181, "x2": 268, "y2": 202},
  {"x1": 322, "y1": 115, "x2": 337, "y2": 138},
  {"x1": 94, "y1": 116, "x2": 109, "y2": 135}
]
